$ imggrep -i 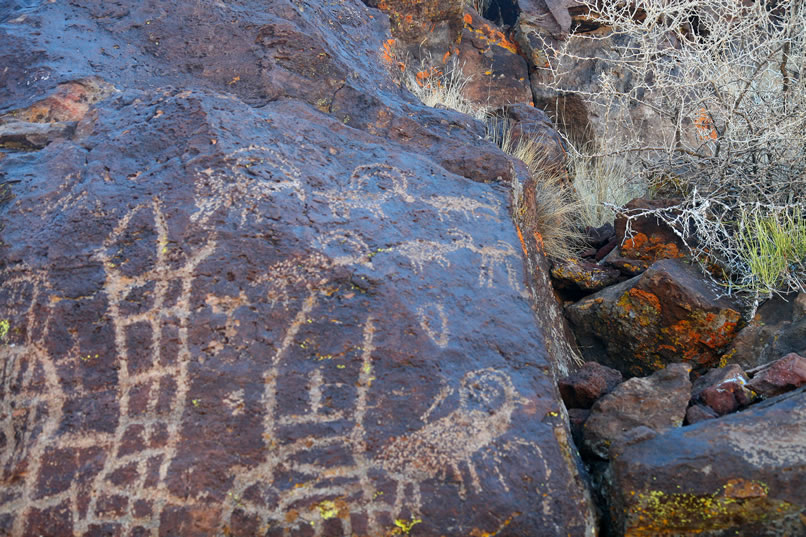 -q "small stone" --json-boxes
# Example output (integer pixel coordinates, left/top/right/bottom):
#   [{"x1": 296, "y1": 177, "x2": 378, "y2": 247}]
[
  {"x1": 685, "y1": 404, "x2": 718, "y2": 424},
  {"x1": 551, "y1": 257, "x2": 622, "y2": 293},
  {"x1": 747, "y1": 353, "x2": 806, "y2": 397},
  {"x1": 582, "y1": 363, "x2": 691, "y2": 459},
  {"x1": 691, "y1": 364, "x2": 753, "y2": 415},
  {"x1": 558, "y1": 361, "x2": 623, "y2": 409}
]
